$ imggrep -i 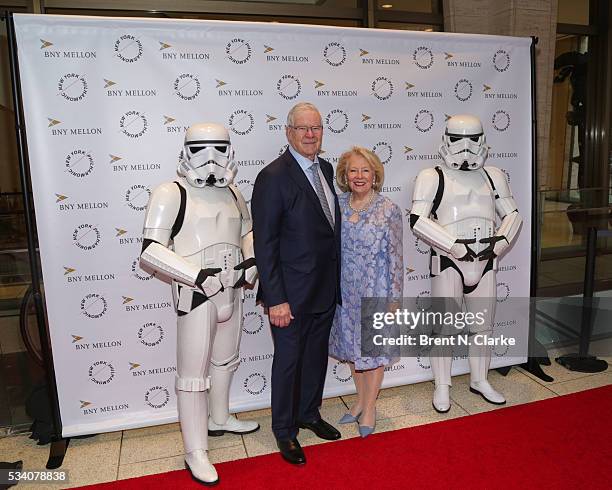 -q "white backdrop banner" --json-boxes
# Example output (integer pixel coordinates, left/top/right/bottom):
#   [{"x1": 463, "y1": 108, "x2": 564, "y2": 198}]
[{"x1": 14, "y1": 14, "x2": 532, "y2": 437}]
